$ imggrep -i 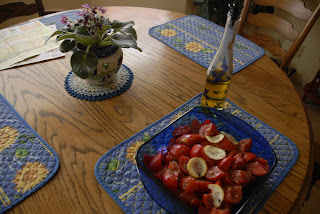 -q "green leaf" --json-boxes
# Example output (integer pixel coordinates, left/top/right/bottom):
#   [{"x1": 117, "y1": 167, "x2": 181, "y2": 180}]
[
  {"x1": 111, "y1": 34, "x2": 142, "y2": 52},
  {"x1": 71, "y1": 50, "x2": 98, "y2": 79},
  {"x1": 101, "y1": 17, "x2": 110, "y2": 25},
  {"x1": 45, "y1": 30, "x2": 63, "y2": 44},
  {"x1": 75, "y1": 26, "x2": 91, "y2": 36},
  {"x1": 110, "y1": 20, "x2": 134, "y2": 30},
  {"x1": 57, "y1": 33, "x2": 77, "y2": 41},
  {"x1": 121, "y1": 27, "x2": 137, "y2": 40},
  {"x1": 59, "y1": 40, "x2": 76, "y2": 53},
  {"x1": 76, "y1": 35, "x2": 97, "y2": 46}
]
